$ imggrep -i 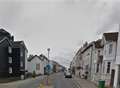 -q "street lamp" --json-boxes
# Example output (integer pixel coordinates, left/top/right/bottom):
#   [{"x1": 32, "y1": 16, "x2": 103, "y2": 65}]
[
  {"x1": 46, "y1": 48, "x2": 50, "y2": 85},
  {"x1": 47, "y1": 48, "x2": 50, "y2": 60}
]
